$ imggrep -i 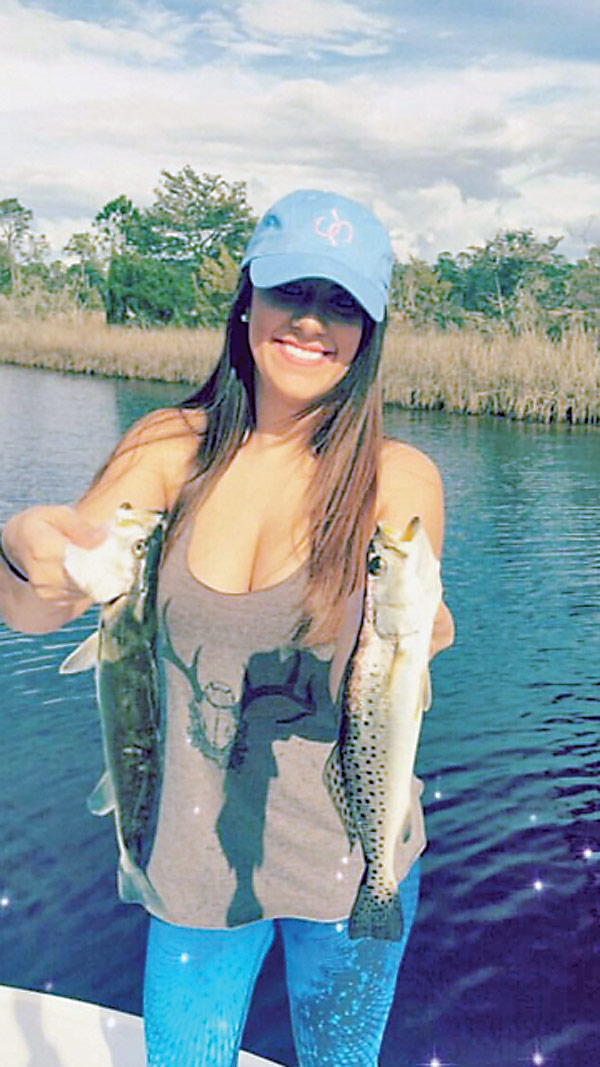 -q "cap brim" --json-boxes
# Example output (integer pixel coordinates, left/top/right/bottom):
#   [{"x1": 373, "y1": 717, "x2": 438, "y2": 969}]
[{"x1": 248, "y1": 254, "x2": 386, "y2": 322}]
